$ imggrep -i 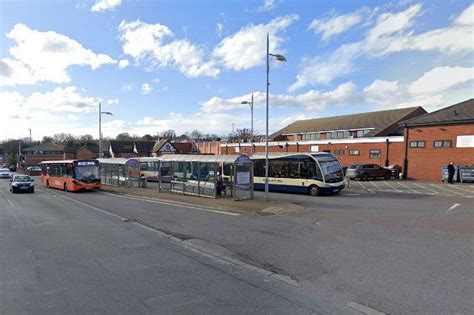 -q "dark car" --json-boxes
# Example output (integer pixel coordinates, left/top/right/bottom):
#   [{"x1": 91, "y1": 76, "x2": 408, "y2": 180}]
[
  {"x1": 10, "y1": 175, "x2": 35, "y2": 193},
  {"x1": 8, "y1": 165, "x2": 17, "y2": 172},
  {"x1": 345, "y1": 164, "x2": 392, "y2": 180},
  {"x1": 384, "y1": 164, "x2": 401, "y2": 178}
]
